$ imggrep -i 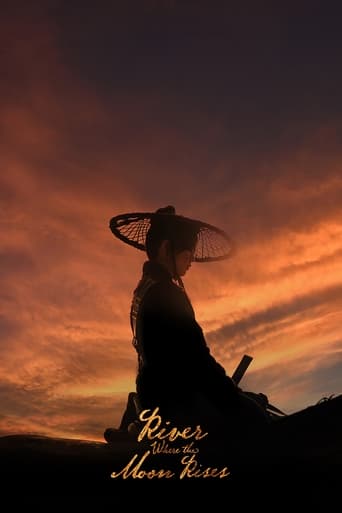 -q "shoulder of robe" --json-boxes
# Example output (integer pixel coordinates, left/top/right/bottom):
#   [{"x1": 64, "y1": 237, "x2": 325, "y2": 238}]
[{"x1": 141, "y1": 280, "x2": 190, "y2": 315}]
